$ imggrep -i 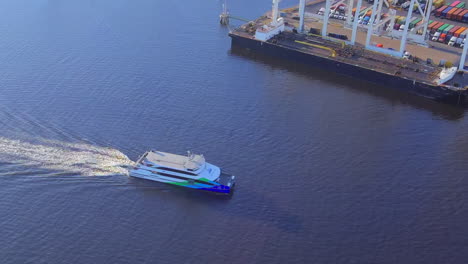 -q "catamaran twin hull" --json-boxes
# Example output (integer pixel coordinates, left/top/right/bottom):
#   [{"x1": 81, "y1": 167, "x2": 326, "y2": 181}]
[{"x1": 129, "y1": 150, "x2": 235, "y2": 195}]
